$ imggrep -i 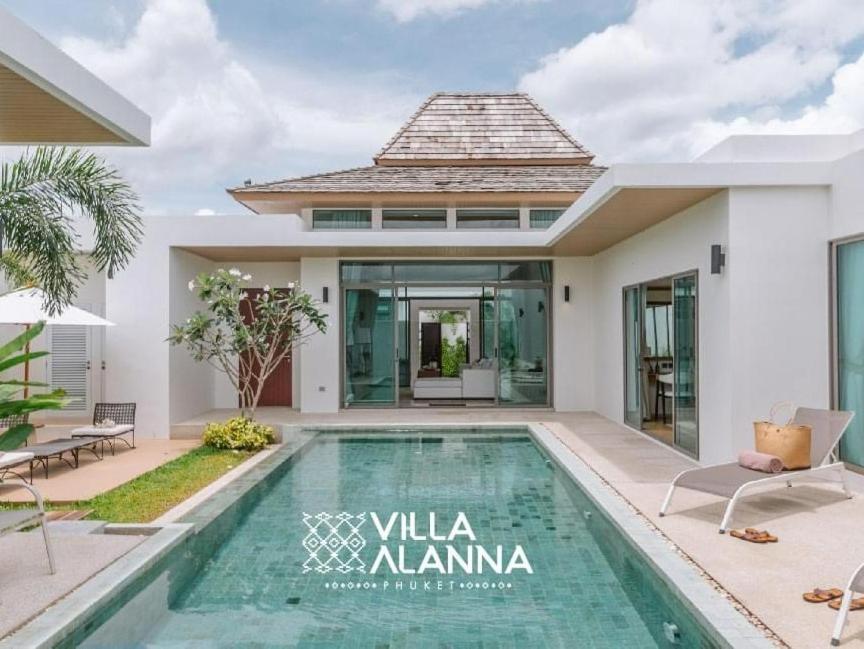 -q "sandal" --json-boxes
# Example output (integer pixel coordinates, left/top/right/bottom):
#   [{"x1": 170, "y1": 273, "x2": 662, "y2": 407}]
[
  {"x1": 829, "y1": 597, "x2": 864, "y2": 611},
  {"x1": 744, "y1": 528, "x2": 779, "y2": 542},
  {"x1": 803, "y1": 588, "x2": 844, "y2": 603},
  {"x1": 730, "y1": 529, "x2": 768, "y2": 544}
]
